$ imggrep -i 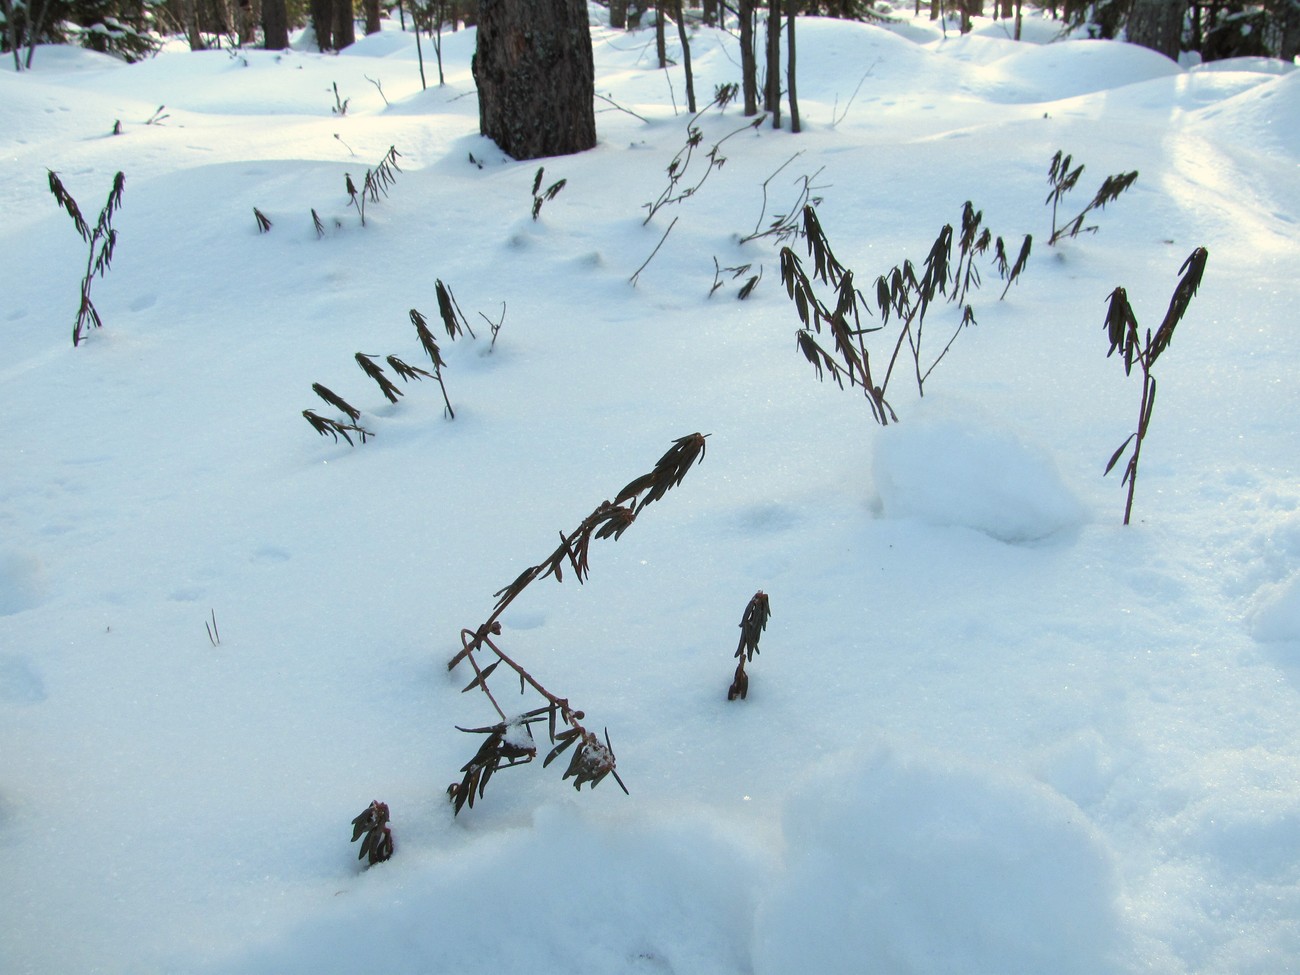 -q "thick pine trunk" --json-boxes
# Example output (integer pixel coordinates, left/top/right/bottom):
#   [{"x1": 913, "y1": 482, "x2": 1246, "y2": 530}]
[
  {"x1": 1127, "y1": 0, "x2": 1186, "y2": 59},
  {"x1": 334, "y1": 0, "x2": 357, "y2": 49},
  {"x1": 262, "y1": 0, "x2": 289, "y2": 48},
  {"x1": 473, "y1": 0, "x2": 596, "y2": 160},
  {"x1": 311, "y1": 0, "x2": 333, "y2": 49}
]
